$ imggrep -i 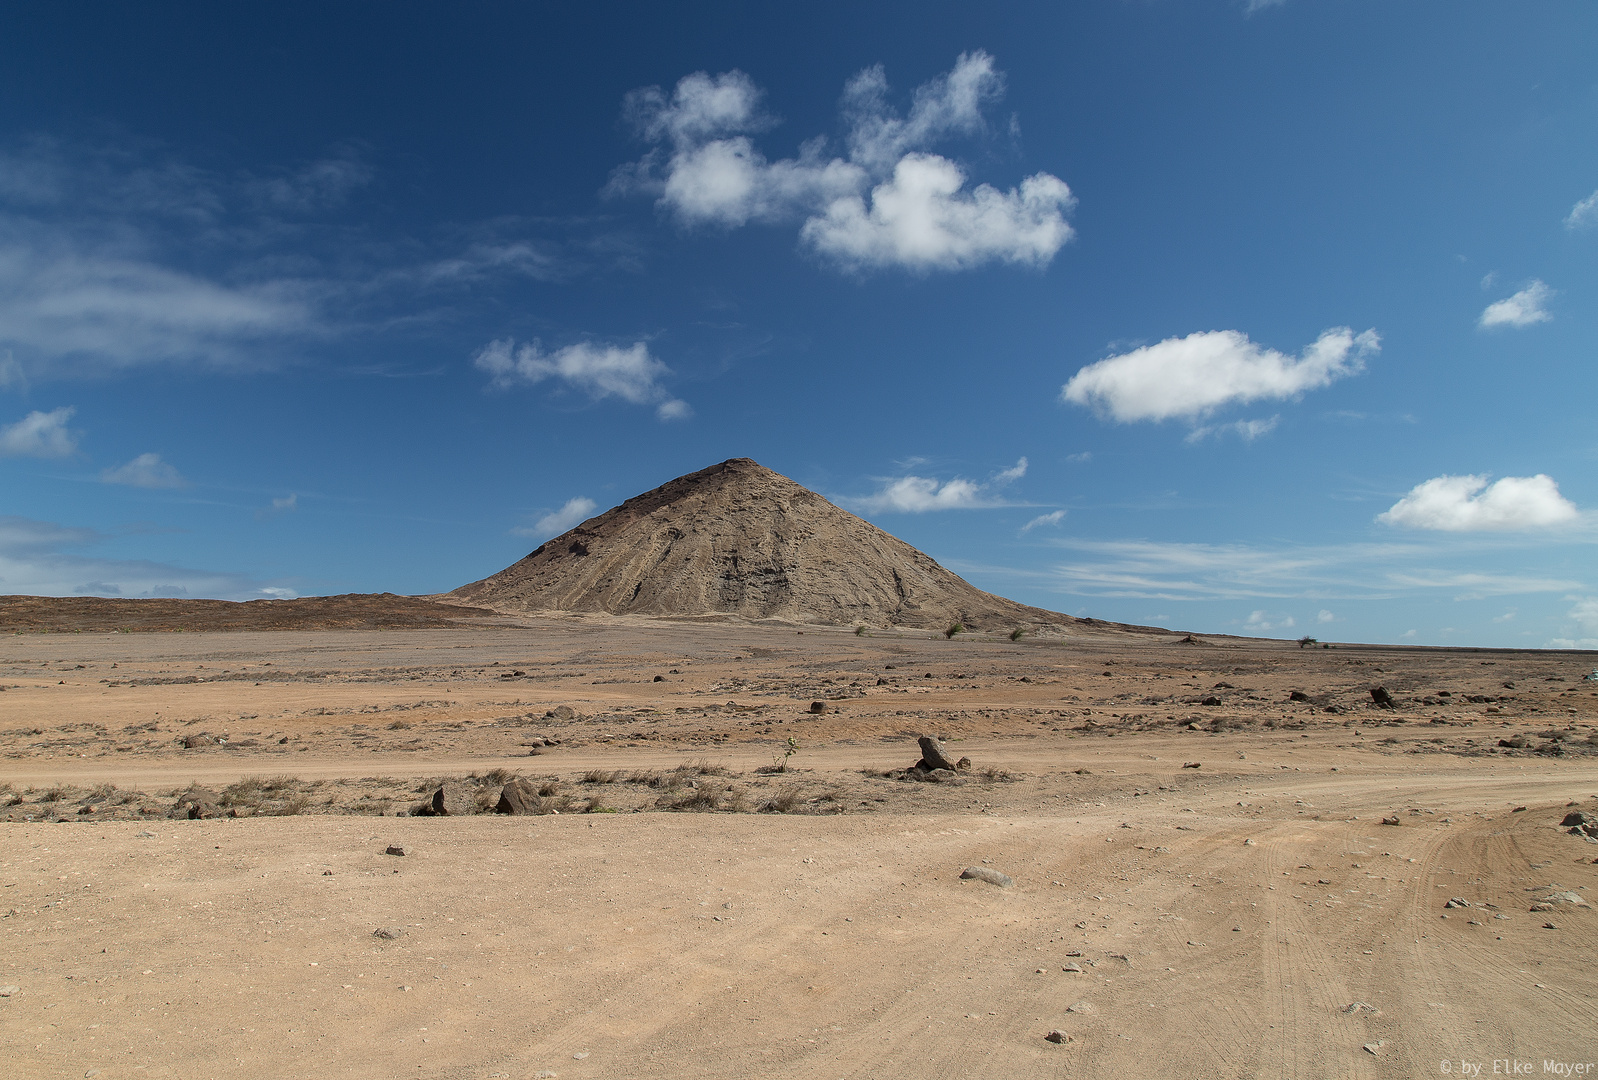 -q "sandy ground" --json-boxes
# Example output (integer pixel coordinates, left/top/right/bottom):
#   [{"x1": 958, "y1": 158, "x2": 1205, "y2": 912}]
[{"x1": 2, "y1": 616, "x2": 1596, "y2": 1079}]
